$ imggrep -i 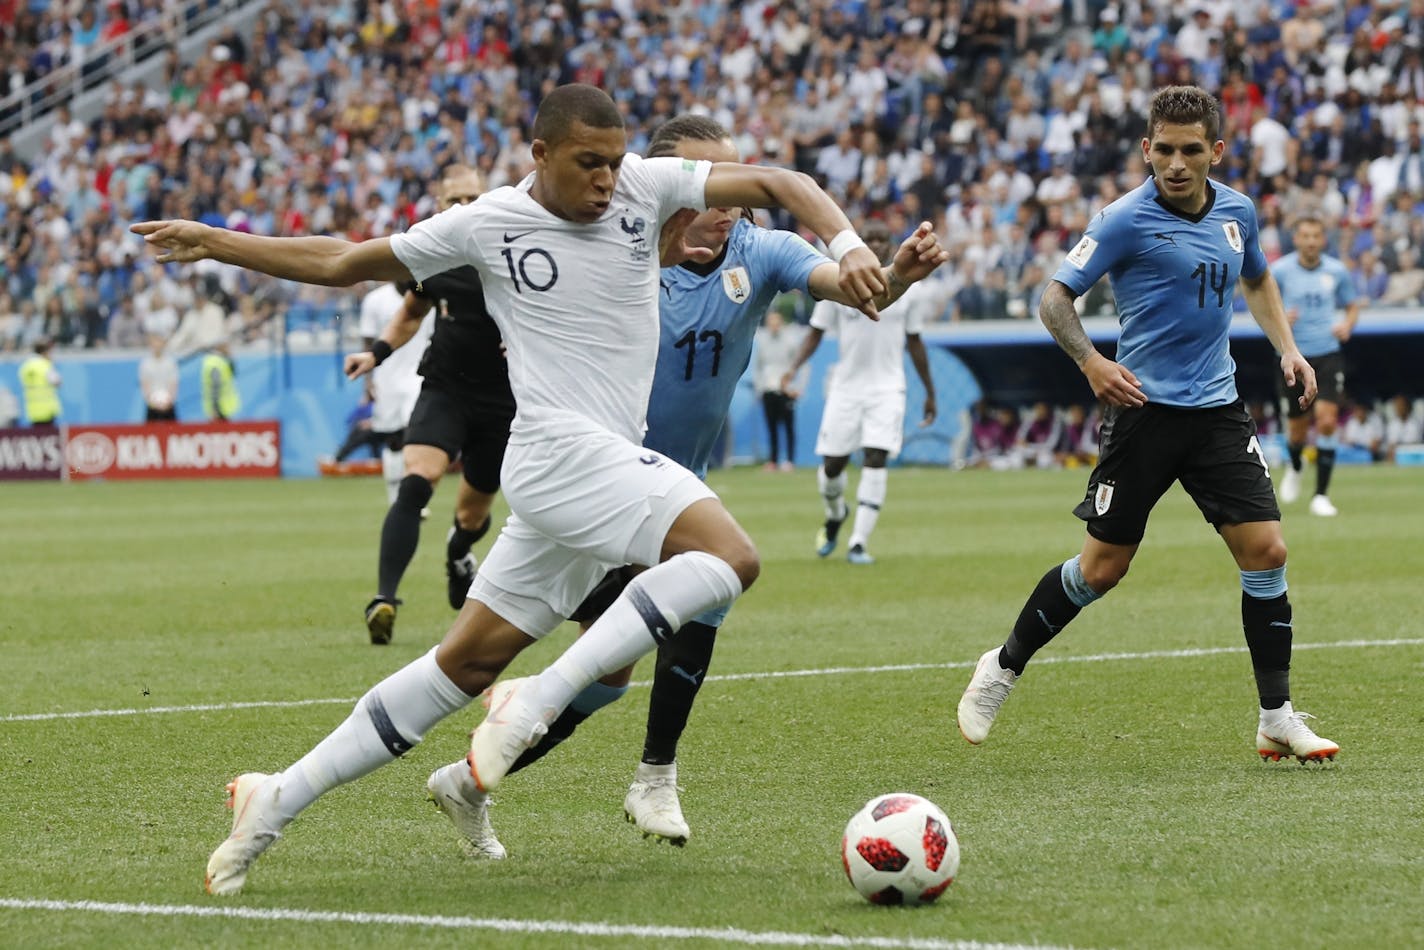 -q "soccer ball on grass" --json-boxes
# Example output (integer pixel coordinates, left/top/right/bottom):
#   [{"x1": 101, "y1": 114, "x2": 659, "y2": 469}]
[{"x1": 842, "y1": 792, "x2": 959, "y2": 905}]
